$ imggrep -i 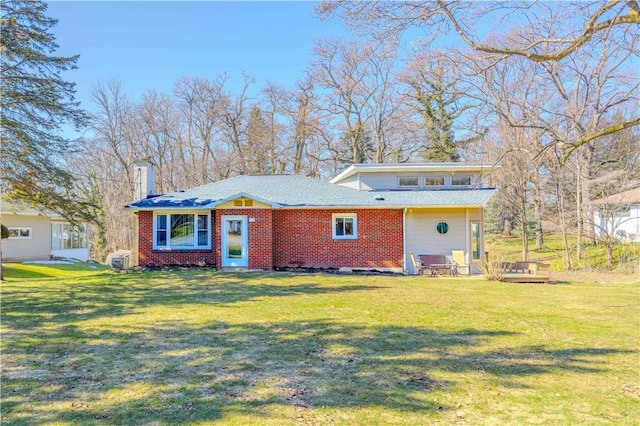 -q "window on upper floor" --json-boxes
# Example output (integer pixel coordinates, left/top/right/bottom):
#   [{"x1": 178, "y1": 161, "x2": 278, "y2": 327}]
[
  {"x1": 425, "y1": 176, "x2": 445, "y2": 186},
  {"x1": 398, "y1": 176, "x2": 419, "y2": 188},
  {"x1": 452, "y1": 176, "x2": 472, "y2": 186}
]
